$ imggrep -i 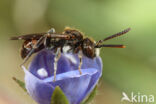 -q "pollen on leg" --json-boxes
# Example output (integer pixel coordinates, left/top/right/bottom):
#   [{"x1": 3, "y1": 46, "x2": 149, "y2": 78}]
[{"x1": 37, "y1": 68, "x2": 48, "y2": 78}]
